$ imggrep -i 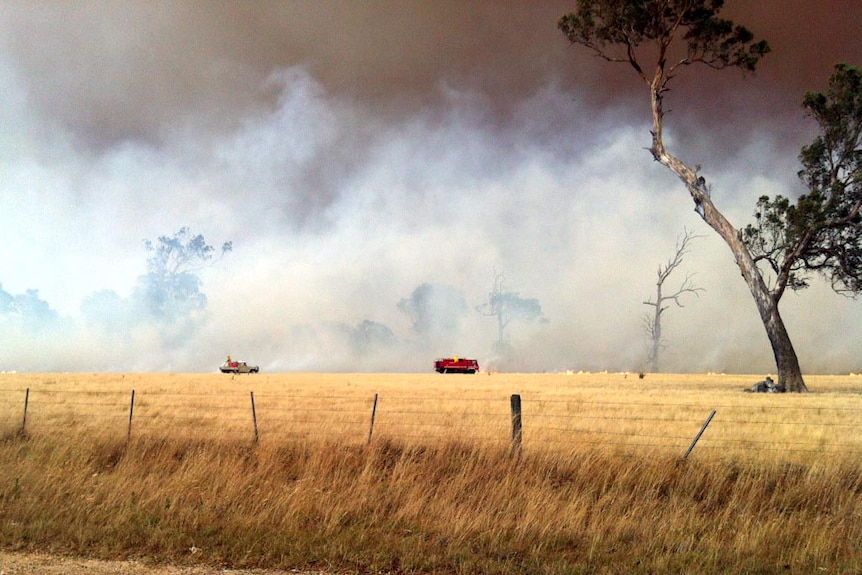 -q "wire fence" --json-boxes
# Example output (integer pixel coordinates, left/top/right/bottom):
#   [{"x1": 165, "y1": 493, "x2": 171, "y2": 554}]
[{"x1": 1, "y1": 385, "x2": 861, "y2": 461}]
